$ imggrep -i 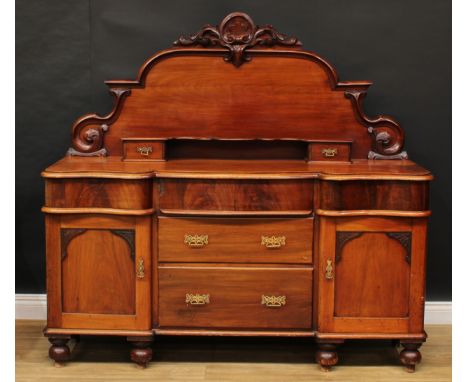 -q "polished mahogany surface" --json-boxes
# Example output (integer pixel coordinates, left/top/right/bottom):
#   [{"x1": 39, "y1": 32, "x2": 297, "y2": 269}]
[{"x1": 42, "y1": 12, "x2": 431, "y2": 372}]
